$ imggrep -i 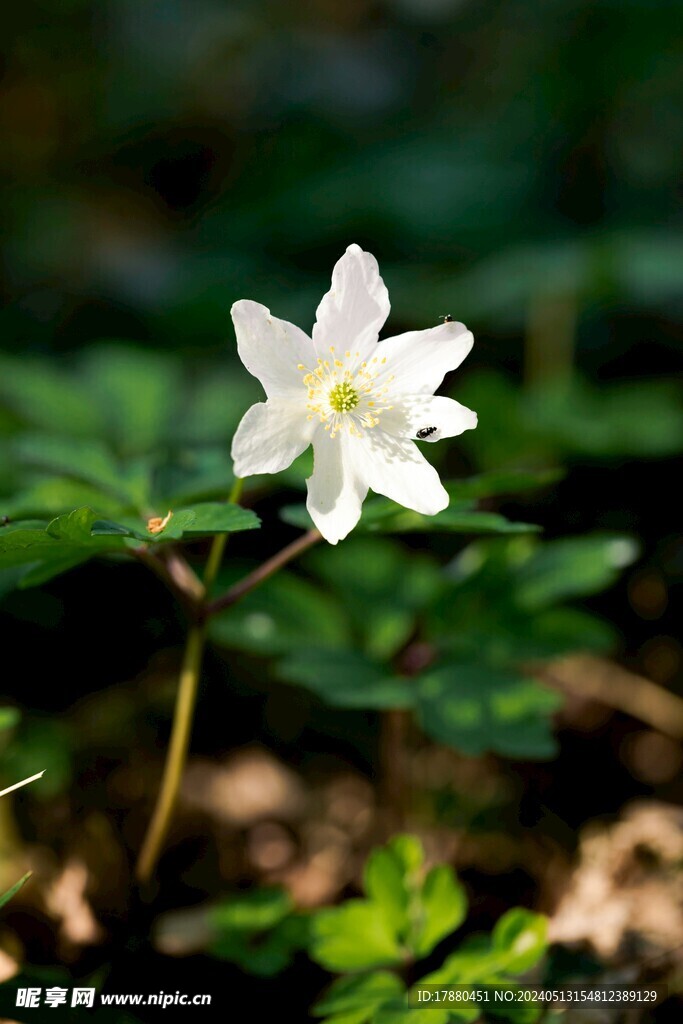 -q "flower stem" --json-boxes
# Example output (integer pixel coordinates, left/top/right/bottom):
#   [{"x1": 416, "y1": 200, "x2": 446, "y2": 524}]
[
  {"x1": 203, "y1": 477, "x2": 243, "y2": 594},
  {"x1": 135, "y1": 479, "x2": 244, "y2": 885},
  {"x1": 205, "y1": 529, "x2": 321, "y2": 618},
  {"x1": 135, "y1": 621, "x2": 206, "y2": 884}
]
